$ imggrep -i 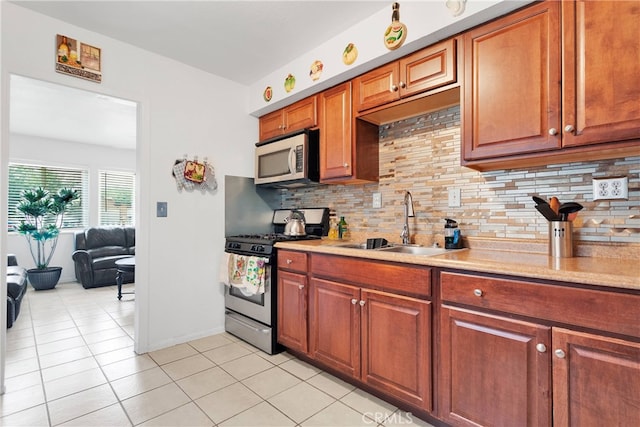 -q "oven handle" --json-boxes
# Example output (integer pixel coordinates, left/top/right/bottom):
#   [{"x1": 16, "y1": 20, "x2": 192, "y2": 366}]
[{"x1": 225, "y1": 310, "x2": 271, "y2": 334}]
